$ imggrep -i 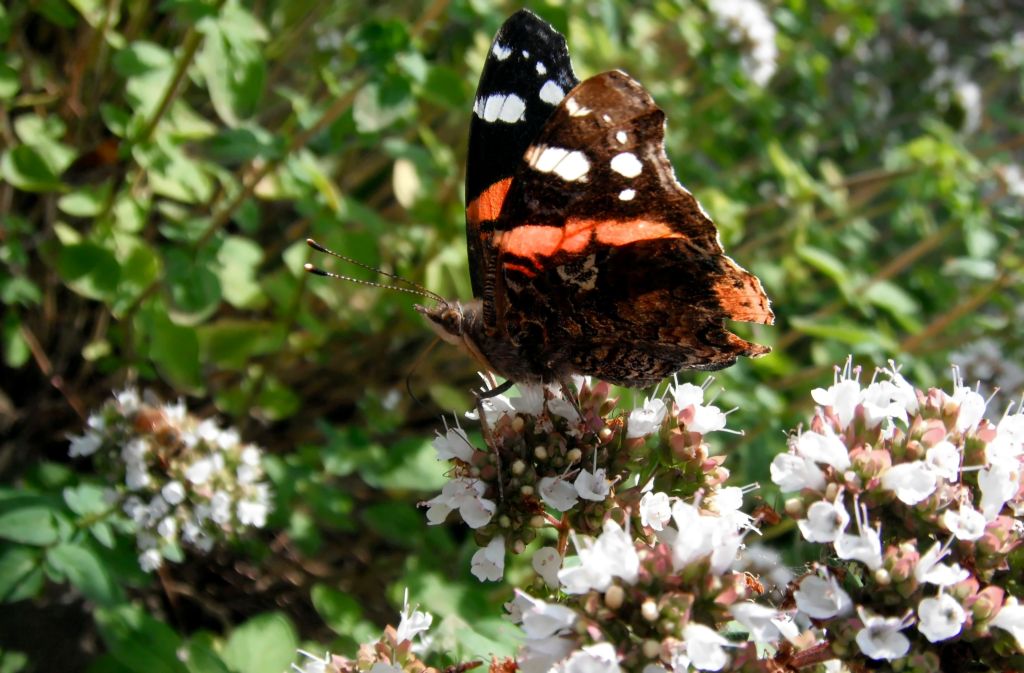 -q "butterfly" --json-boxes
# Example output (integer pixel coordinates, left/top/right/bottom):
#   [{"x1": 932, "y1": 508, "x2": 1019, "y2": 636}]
[{"x1": 418, "y1": 10, "x2": 774, "y2": 391}]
